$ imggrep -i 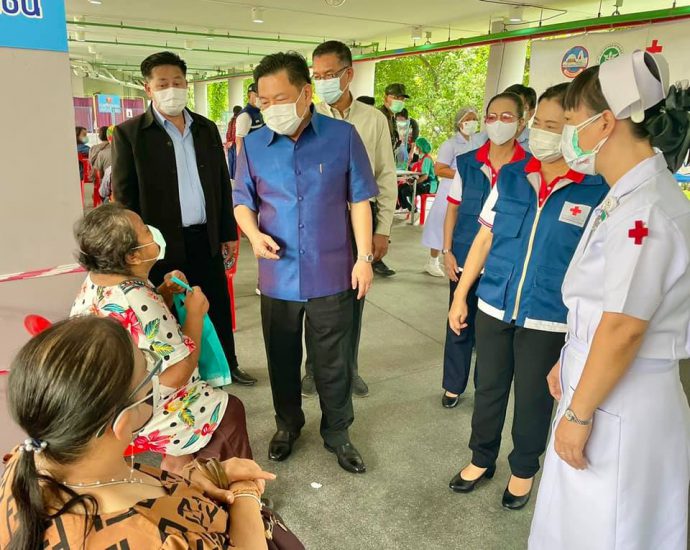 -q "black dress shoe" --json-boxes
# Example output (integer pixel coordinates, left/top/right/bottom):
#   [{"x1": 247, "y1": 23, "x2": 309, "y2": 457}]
[
  {"x1": 373, "y1": 260, "x2": 396, "y2": 277},
  {"x1": 231, "y1": 367, "x2": 257, "y2": 386},
  {"x1": 502, "y1": 479, "x2": 533, "y2": 510},
  {"x1": 268, "y1": 430, "x2": 300, "y2": 462},
  {"x1": 449, "y1": 464, "x2": 496, "y2": 493},
  {"x1": 442, "y1": 393, "x2": 459, "y2": 408},
  {"x1": 324, "y1": 442, "x2": 367, "y2": 474}
]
